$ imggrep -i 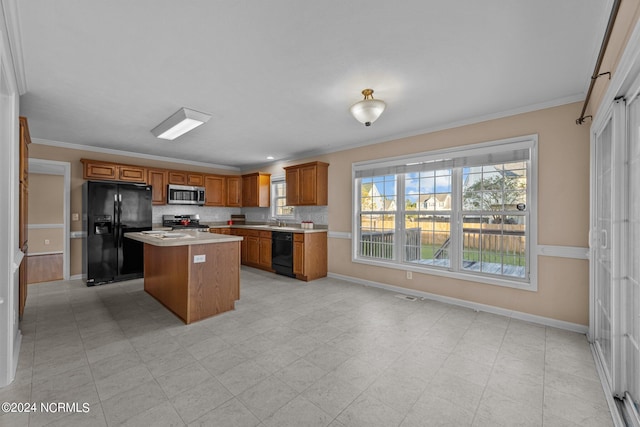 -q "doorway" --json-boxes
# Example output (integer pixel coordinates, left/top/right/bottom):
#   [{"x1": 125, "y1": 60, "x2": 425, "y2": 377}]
[{"x1": 28, "y1": 159, "x2": 71, "y2": 281}]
